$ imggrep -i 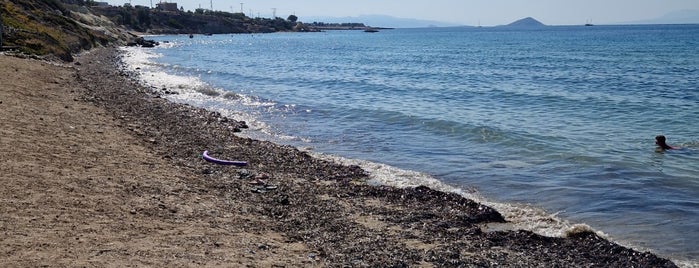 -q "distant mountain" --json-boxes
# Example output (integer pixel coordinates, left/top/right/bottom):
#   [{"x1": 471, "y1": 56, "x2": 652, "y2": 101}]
[
  {"x1": 300, "y1": 14, "x2": 463, "y2": 28},
  {"x1": 502, "y1": 17, "x2": 546, "y2": 27},
  {"x1": 622, "y1": 9, "x2": 699, "y2": 25}
]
